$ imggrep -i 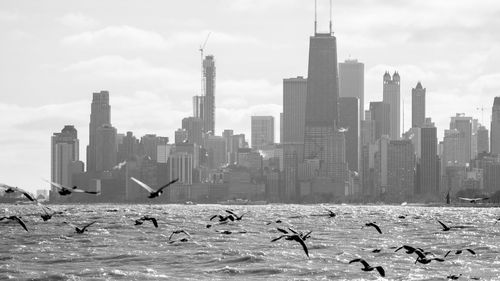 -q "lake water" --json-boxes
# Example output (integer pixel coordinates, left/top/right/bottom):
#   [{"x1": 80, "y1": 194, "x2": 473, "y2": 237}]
[{"x1": 1, "y1": 204, "x2": 499, "y2": 280}]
